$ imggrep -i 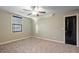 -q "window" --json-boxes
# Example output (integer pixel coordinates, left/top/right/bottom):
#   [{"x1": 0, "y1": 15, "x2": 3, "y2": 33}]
[{"x1": 12, "y1": 15, "x2": 22, "y2": 32}]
